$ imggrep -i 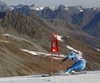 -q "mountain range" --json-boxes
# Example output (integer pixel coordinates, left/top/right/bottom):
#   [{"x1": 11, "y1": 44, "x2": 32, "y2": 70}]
[
  {"x1": 0, "y1": 1, "x2": 100, "y2": 77},
  {"x1": 10, "y1": 3, "x2": 100, "y2": 38},
  {"x1": 11, "y1": 5, "x2": 100, "y2": 48}
]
